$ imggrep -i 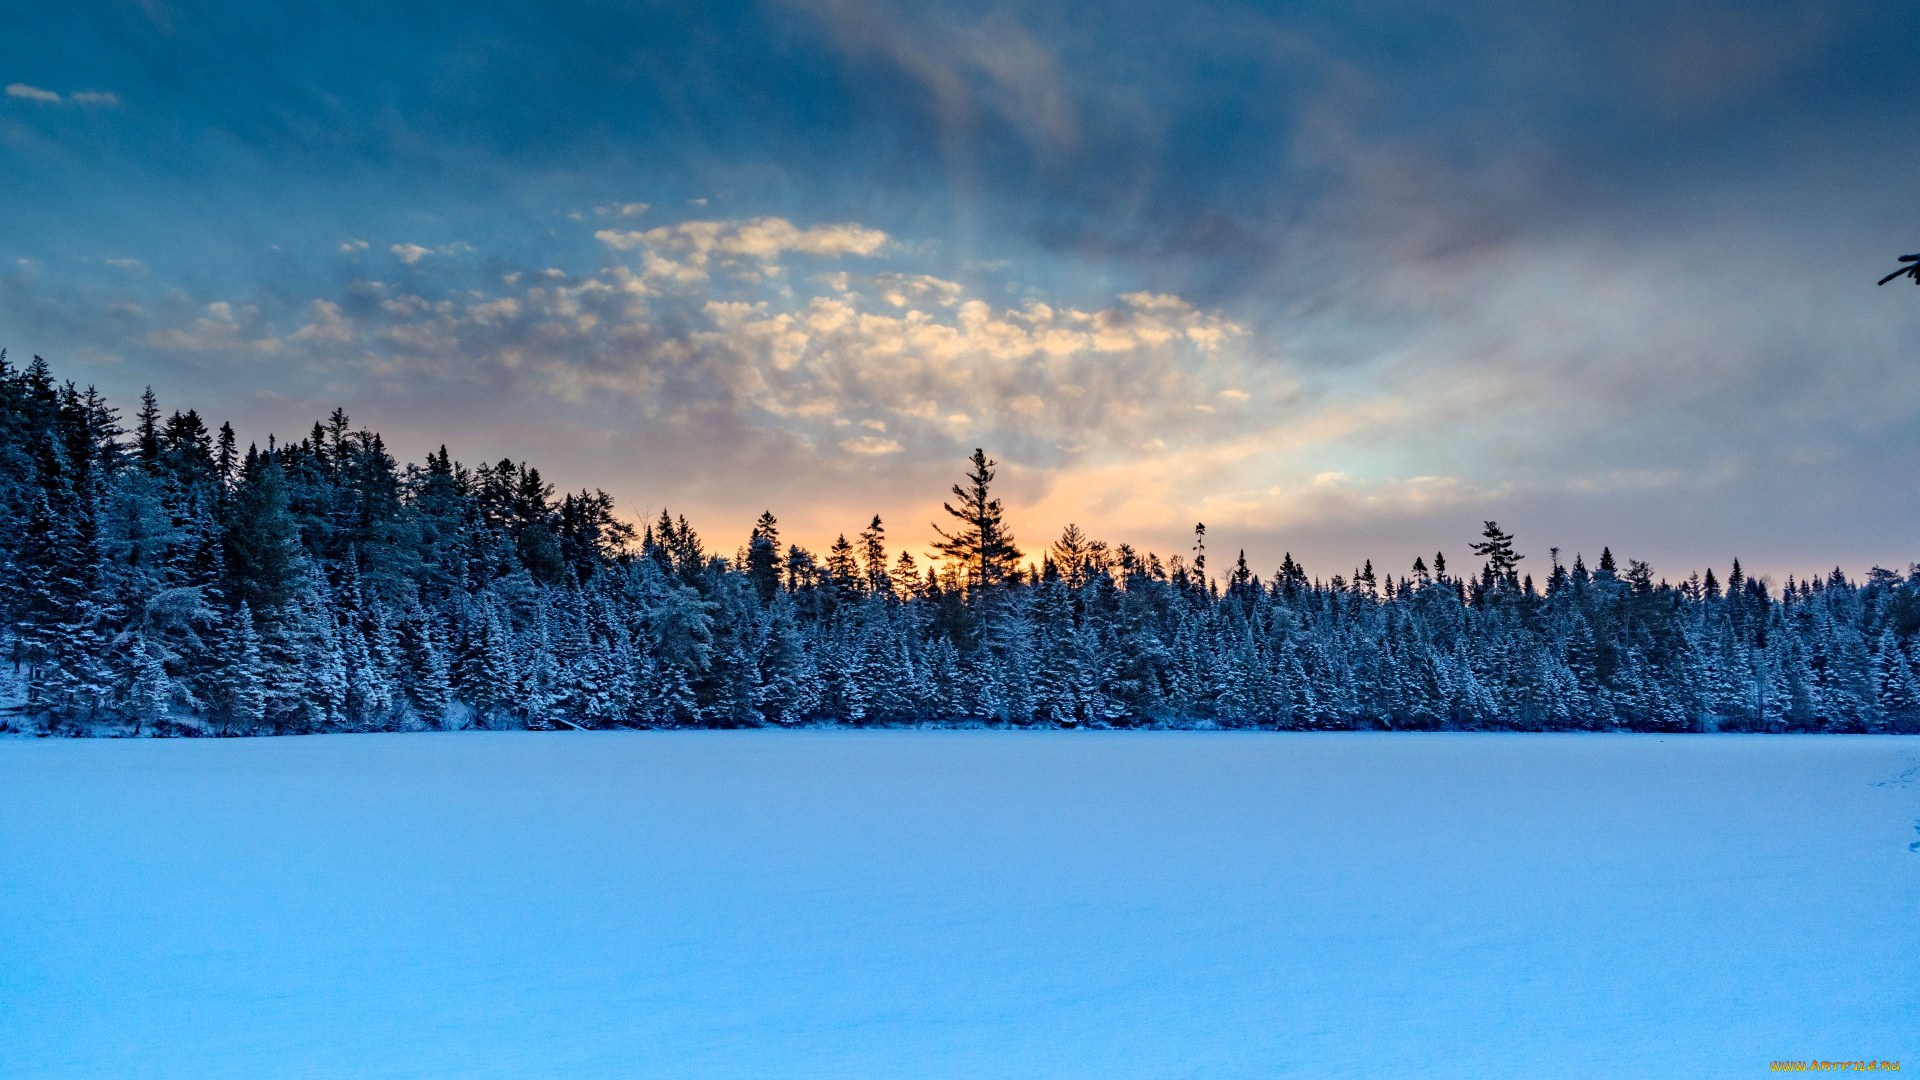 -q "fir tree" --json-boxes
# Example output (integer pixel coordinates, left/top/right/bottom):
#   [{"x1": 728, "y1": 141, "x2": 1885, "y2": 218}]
[{"x1": 222, "y1": 603, "x2": 268, "y2": 734}]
